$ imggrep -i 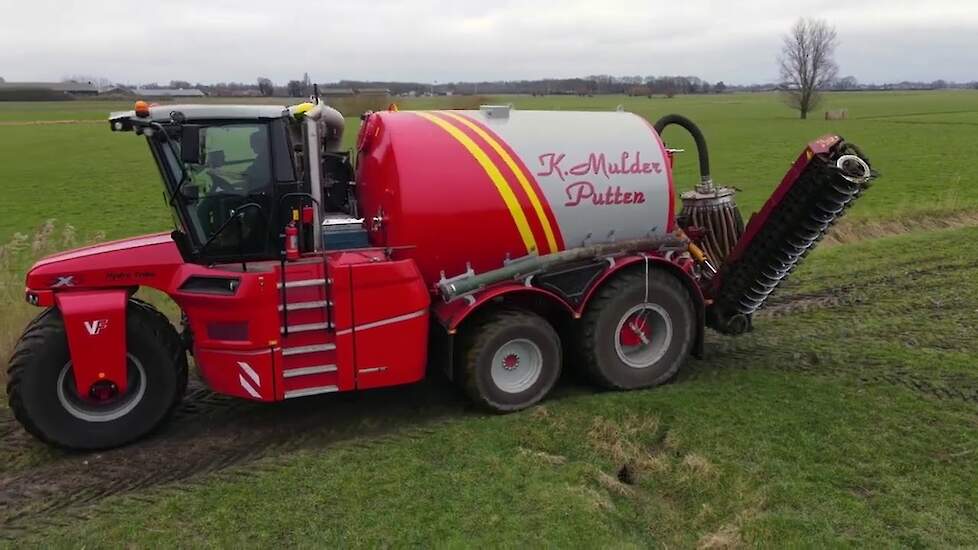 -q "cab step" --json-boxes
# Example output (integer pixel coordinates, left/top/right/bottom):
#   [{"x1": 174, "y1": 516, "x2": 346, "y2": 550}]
[
  {"x1": 284, "y1": 385, "x2": 339, "y2": 399},
  {"x1": 280, "y1": 322, "x2": 332, "y2": 334},
  {"x1": 282, "y1": 343, "x2": 336, "y2": 356},
  {"x1": 278, "y1": 300, "x2": 332, "y2": 311},
  {"x1": 283, "y1": 364, "x2": 338, "y2": 378},
  {"x1": 277, "y1": 278, "x2": 328, "y2": 289}
]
